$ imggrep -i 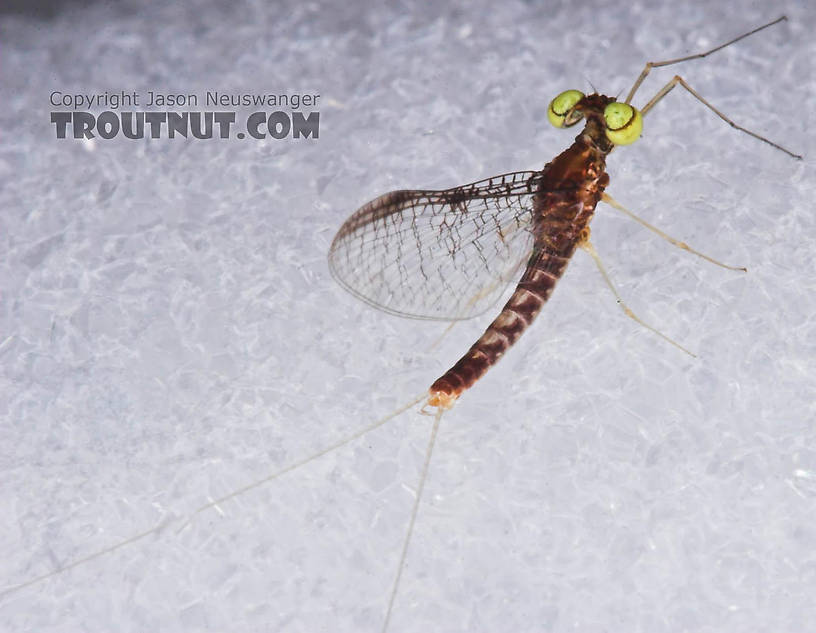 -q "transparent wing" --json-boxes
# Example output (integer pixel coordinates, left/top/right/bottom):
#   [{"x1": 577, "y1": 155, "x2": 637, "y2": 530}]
[{"x1": 328, "y1": 170, "x2": 542, "y2": 321}]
